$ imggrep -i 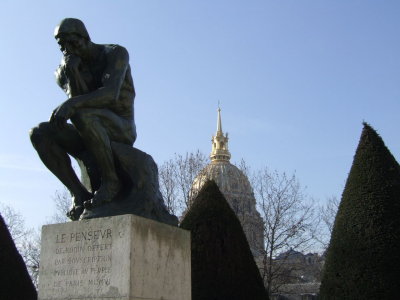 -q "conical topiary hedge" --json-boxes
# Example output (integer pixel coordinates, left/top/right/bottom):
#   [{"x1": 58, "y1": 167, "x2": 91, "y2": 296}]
[
  {"x1": 320, "y1": 123, "x2": 400, "y2": 300},
  {"x1": 180, "y1": 180, "x2": 268, "y2": 300},
  {"x1": 0, "y1": 214, "x2": 37, "y2": 300}
]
